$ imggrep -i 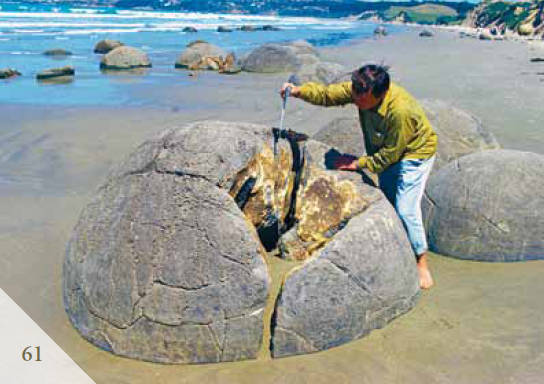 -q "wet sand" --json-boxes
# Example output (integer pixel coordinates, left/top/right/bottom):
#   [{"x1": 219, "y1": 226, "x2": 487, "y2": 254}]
[{"x1": 1, "y1": 28, "x2": 543, "y2": 383}]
